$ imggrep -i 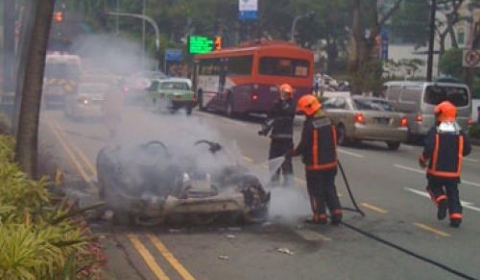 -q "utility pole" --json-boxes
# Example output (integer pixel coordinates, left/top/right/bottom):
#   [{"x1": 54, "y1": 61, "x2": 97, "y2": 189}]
[
  {"x1": 3, "y1": 0, "x2": 15, "y2": 94},
  {"x1": 142, "y1": 0, "x2": 146, "y2": 69},
  {"x1": 426, "y1": 0, "x2": 436, "y2": 81}
]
